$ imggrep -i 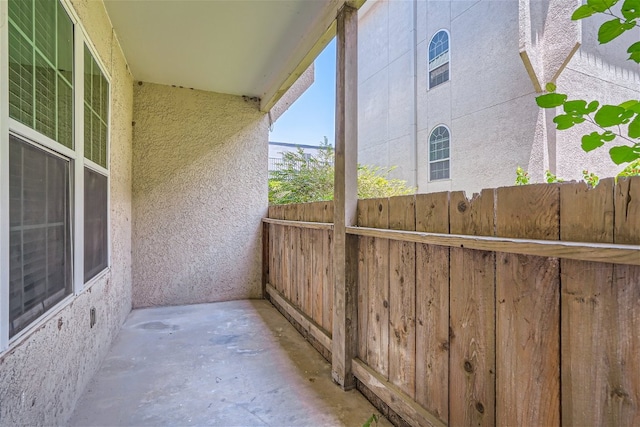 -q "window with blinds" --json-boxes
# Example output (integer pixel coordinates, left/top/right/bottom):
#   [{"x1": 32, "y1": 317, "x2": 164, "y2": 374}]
[
  {"x1": 9, "y1": 135, "x2": 72, "y2": 337},
  {"x1": 429, "y1": 126, "x2": 450, "y2": 181},
  {"x1": 84, "y1": 168, "x2": 108, "y2": 282},
  {"x1": 8, "y1": 0, "x2": 74, "y2": 148},
  {"x1": 428, "y1": 30, "x2": 449, "y2": 90},
  {"x1": 84, "y1": 44, "x2": 108, "y2": 168}
]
